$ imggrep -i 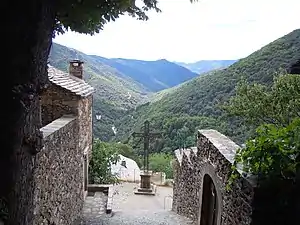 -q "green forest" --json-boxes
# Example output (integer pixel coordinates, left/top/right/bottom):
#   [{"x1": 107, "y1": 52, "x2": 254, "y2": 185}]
[
  {"x1": 90, "y1": 29, "x2": 300, "y2": 182},
  {"x1": 114, "y1": 29, "x2": 300, "y2": 152},
  {"x1": 49, "y1": 28, "x2": 300, "y2": 184}
]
